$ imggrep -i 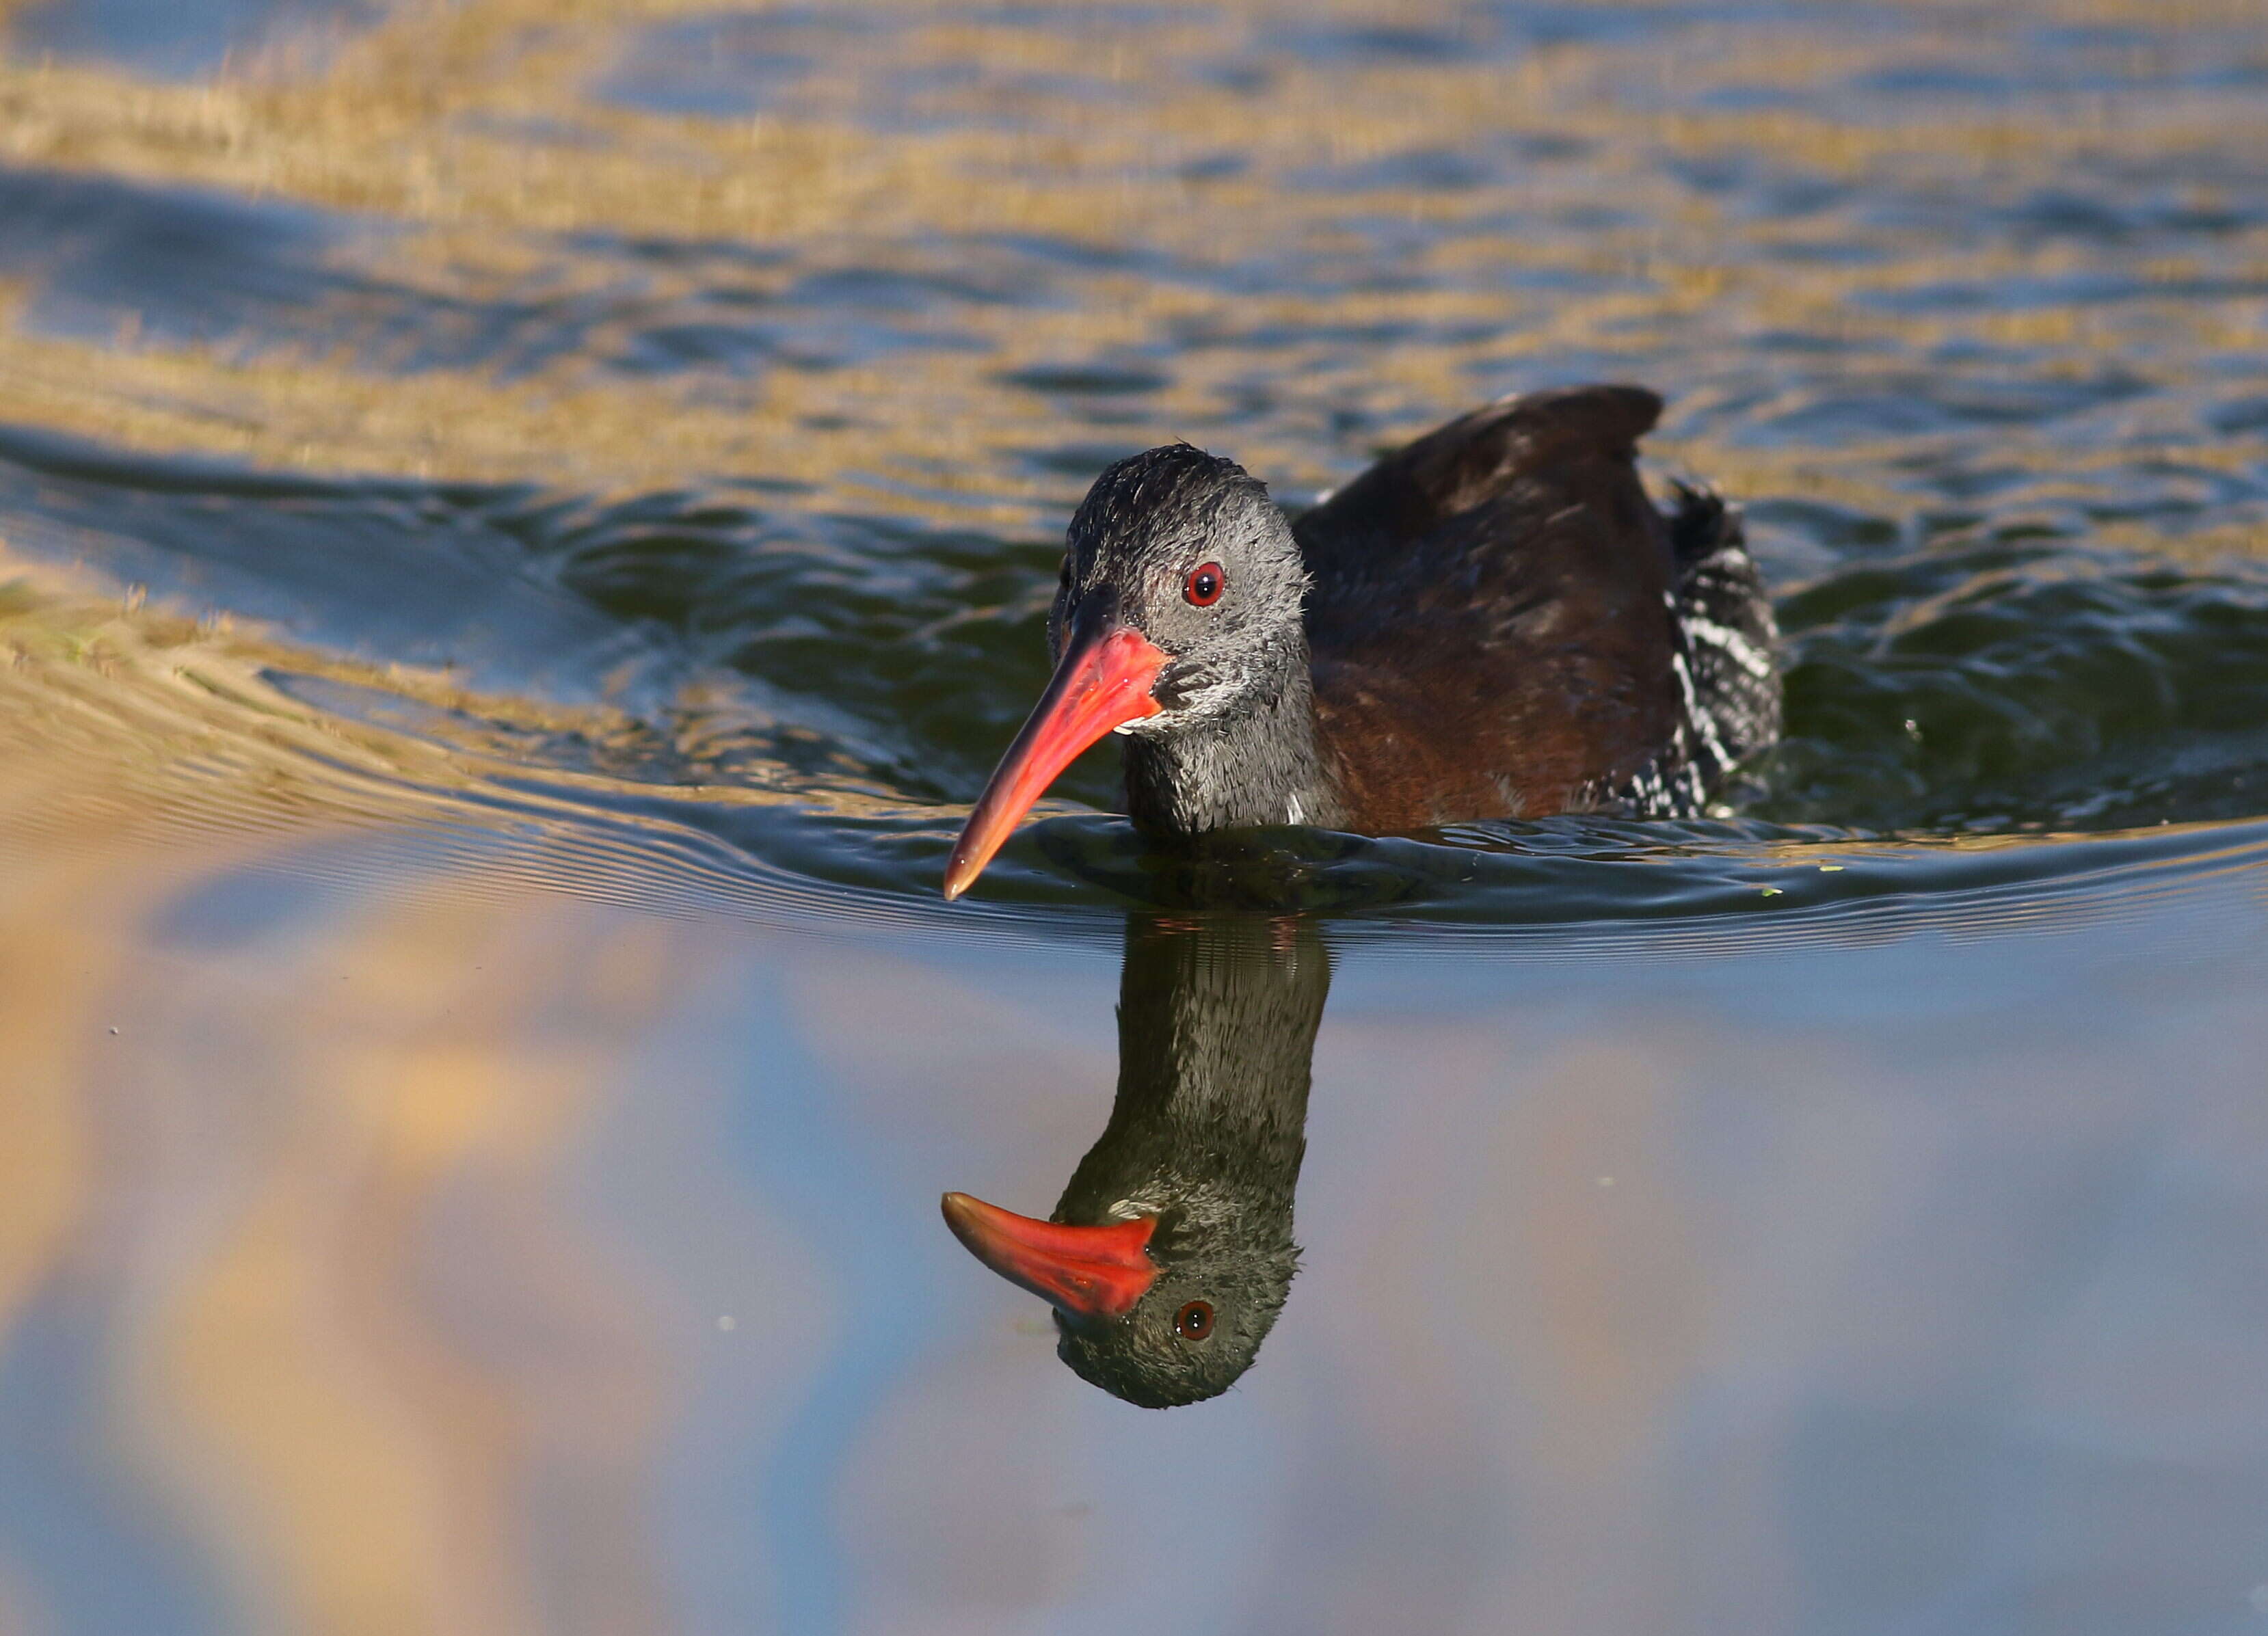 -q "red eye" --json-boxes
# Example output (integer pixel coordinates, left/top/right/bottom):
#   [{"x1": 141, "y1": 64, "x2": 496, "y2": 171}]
[
  {"x1": 1175, "y1": 1300, "x2": 1214, "y2": 1339},
  {"x1": 1184, "y1": 563, "x2": 1225, "y2": 606}
]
